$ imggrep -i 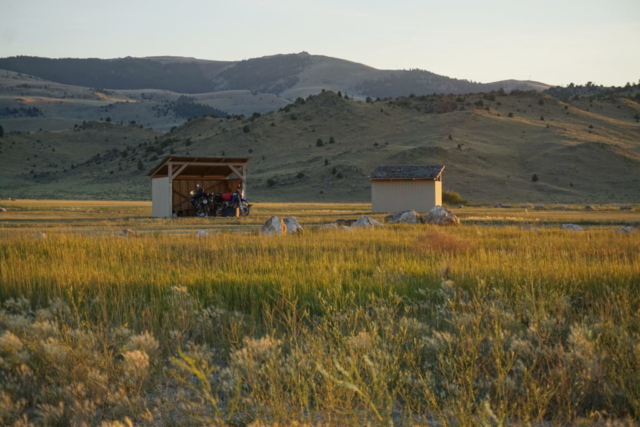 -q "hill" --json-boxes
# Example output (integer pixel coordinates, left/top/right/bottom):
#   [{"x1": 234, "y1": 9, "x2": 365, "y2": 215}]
[
  {"x1": 1, "y1": 90, "x2": 639, "y2": 204},
  {"x1": 0, "y1": 53, "x2": 549, "y2": 117}
]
